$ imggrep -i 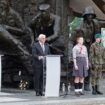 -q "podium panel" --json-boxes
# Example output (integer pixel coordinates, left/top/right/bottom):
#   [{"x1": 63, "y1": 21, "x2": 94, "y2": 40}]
[
  {"x1": 0, "y1": 55, "x2": 2, "y2": 91},
  {"x1": 45, "y1": 55, "x2": 61, "y2": 97}
]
